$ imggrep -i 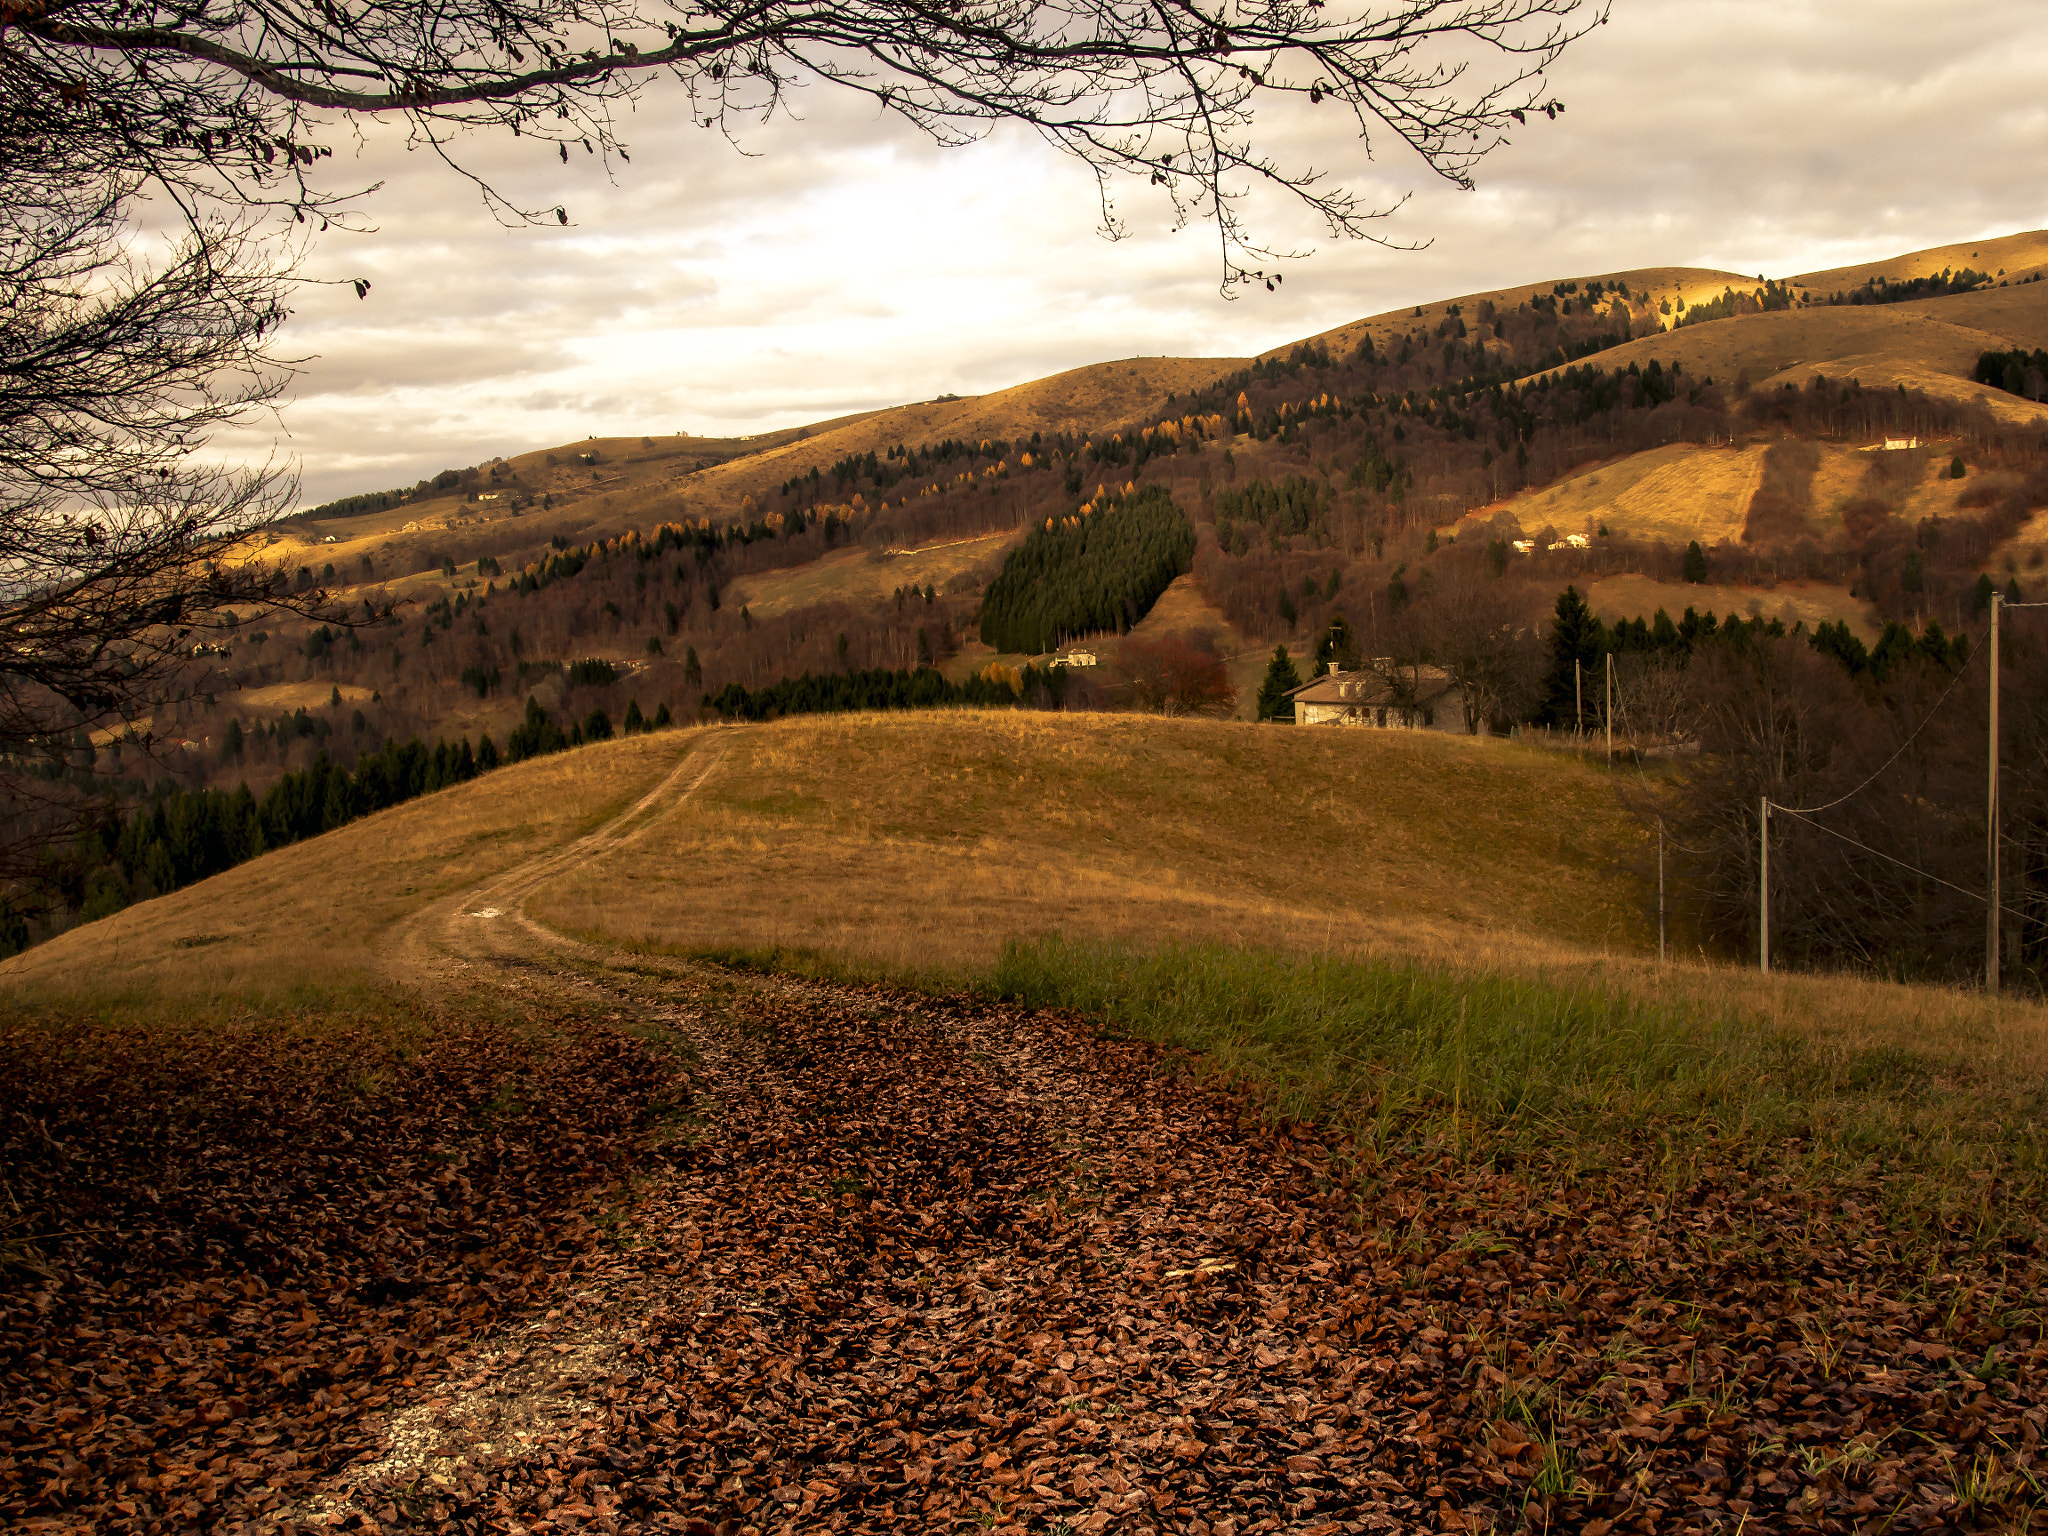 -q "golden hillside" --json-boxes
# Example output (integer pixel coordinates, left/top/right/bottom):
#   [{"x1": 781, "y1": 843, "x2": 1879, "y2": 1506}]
[
  {"x1": 1790, "y1": 229, "x2": 2048, "y2": 291},
  {"x1": 271, "y1": 230, "x2": 2048, "y2": 600},
  {"x1": 1525, "y1": 254, "x2": 2048, "y2": 422},
  {"x1": 1290, "y1": 264, "x2": 1756, "y2": 361},
  {"x1": 3, "y1": 714, "x2": 1658, "y2": 1000}
]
